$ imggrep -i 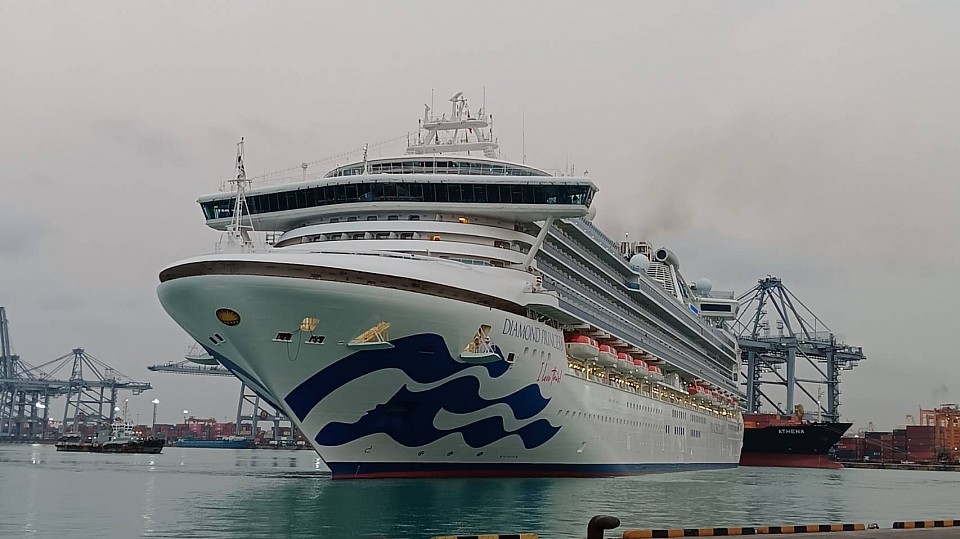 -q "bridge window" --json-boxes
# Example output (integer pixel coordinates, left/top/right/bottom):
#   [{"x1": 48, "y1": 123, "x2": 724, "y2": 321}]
[{"x1": 201, "y1": 181, "x2": 596, "y2": 220}]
